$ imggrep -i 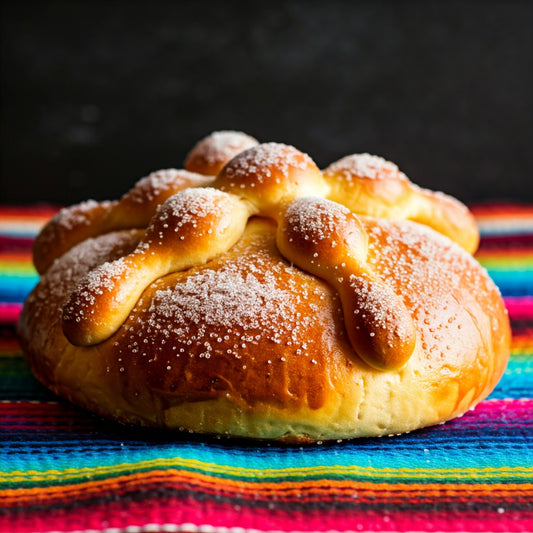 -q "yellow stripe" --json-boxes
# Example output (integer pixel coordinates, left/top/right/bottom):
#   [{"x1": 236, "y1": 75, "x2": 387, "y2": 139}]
[{"x1": 3, "y1": 458, "x2": 532, "y2": 484}]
